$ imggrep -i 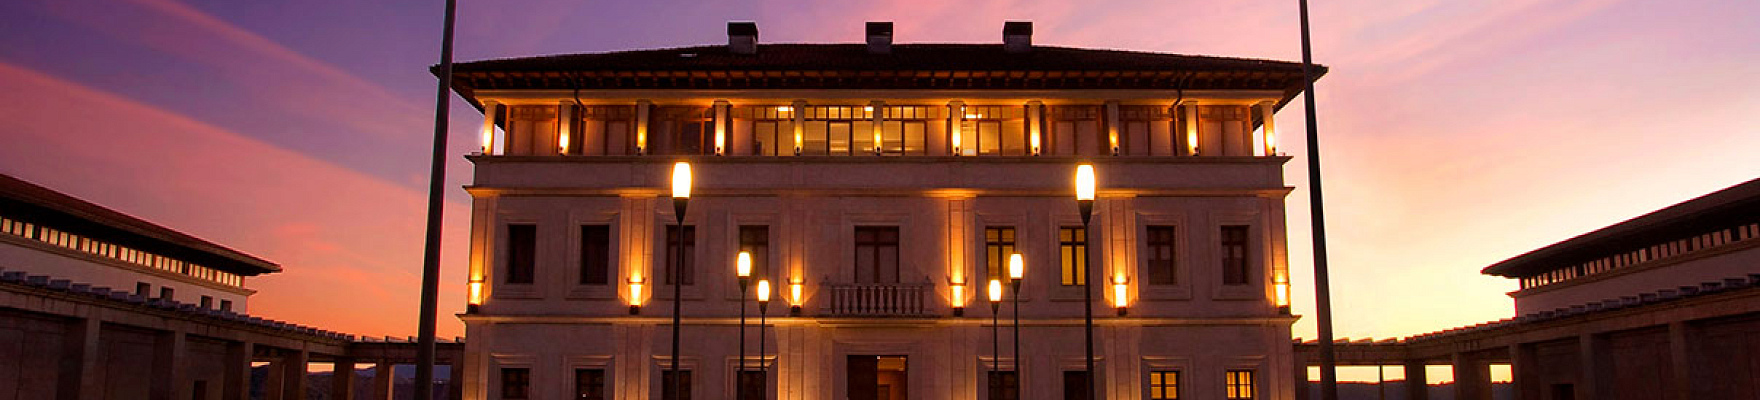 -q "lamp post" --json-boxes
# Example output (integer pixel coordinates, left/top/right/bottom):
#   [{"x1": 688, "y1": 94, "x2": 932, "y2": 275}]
[
  {"x1": 736, "y1": 251, "x2": 751, "y2": 399},
  {"x1": 669, "y1": 162, "x2": 691, "y2": 400},
  {"x1": 988, "y1": 278, "x2": 1003, "y2": 393},
  {"x1": 412, "y1": 0, "x2": 456, "y2": 398},
  {"x1": 1007, "y1": 253, "x2": 1023, "y2": 384},
  {"x1": 757, "y1": 278, "x2": 772, "y2": 398},
  {"x1": 1074, "y1": 163, "x2": 1098, "y2": 400}
]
